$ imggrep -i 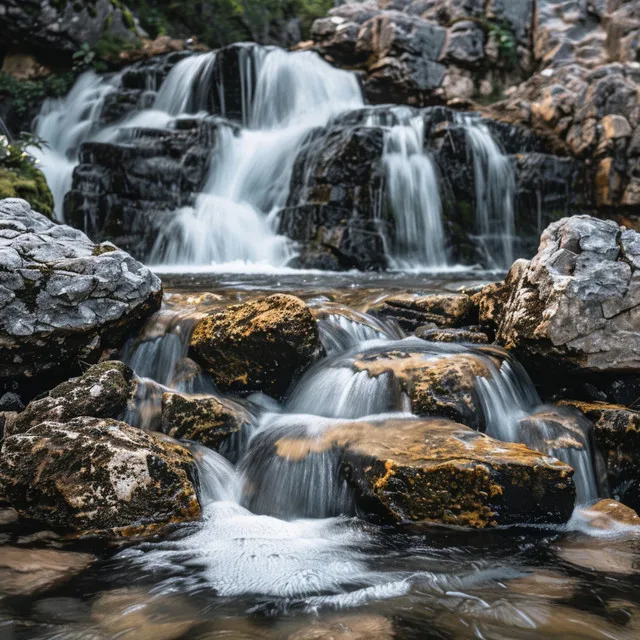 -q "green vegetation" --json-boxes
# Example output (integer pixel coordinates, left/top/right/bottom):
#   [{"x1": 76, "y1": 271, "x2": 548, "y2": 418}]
[
  {"x1": 126, "y1": 0, "x2": 332, "y2": 47},
  {"x1": 0, "y1": 72, "x2": 76, "y2": 119},
  {"x1": 0, "y1": 133, "x2": 54, "y2": 218}
]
